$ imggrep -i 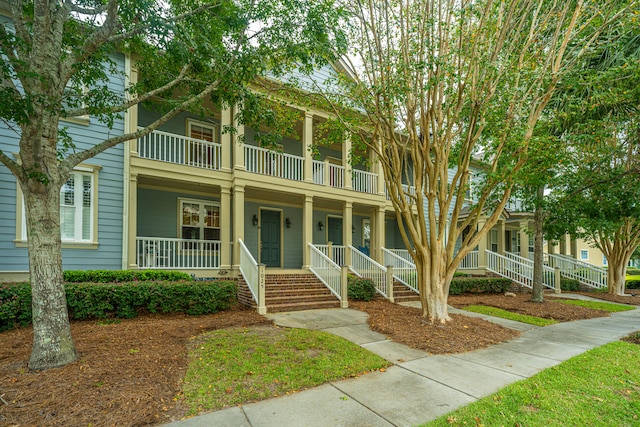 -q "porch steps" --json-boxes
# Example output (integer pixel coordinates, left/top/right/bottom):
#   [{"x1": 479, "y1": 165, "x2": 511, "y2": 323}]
[
  {"x1": 239, "y1": 273, "x2": 341, "y2": 313},
  {"x1": 392, "y1": 281, "x2": 420, "y2": 303}
]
